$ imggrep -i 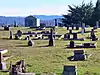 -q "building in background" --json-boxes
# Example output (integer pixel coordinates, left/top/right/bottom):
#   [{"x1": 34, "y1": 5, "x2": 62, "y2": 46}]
[{"x1": 25, "y1": 15, "x2": 40, "y2": 27}]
